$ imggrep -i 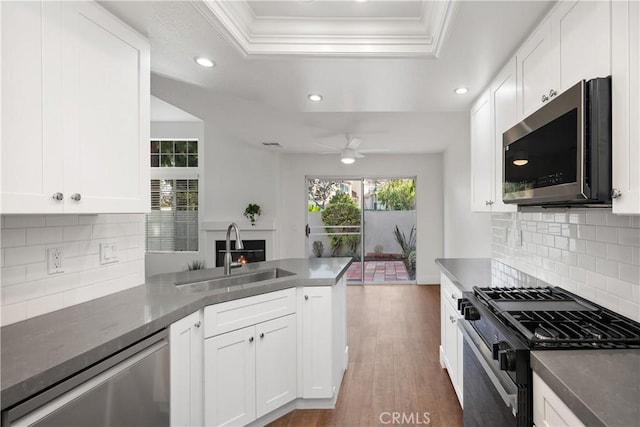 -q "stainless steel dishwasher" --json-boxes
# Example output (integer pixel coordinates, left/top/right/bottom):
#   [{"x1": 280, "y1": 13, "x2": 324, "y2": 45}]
[{"x1": 2, "y1": 330, "x2": 169, "y2": 427}]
